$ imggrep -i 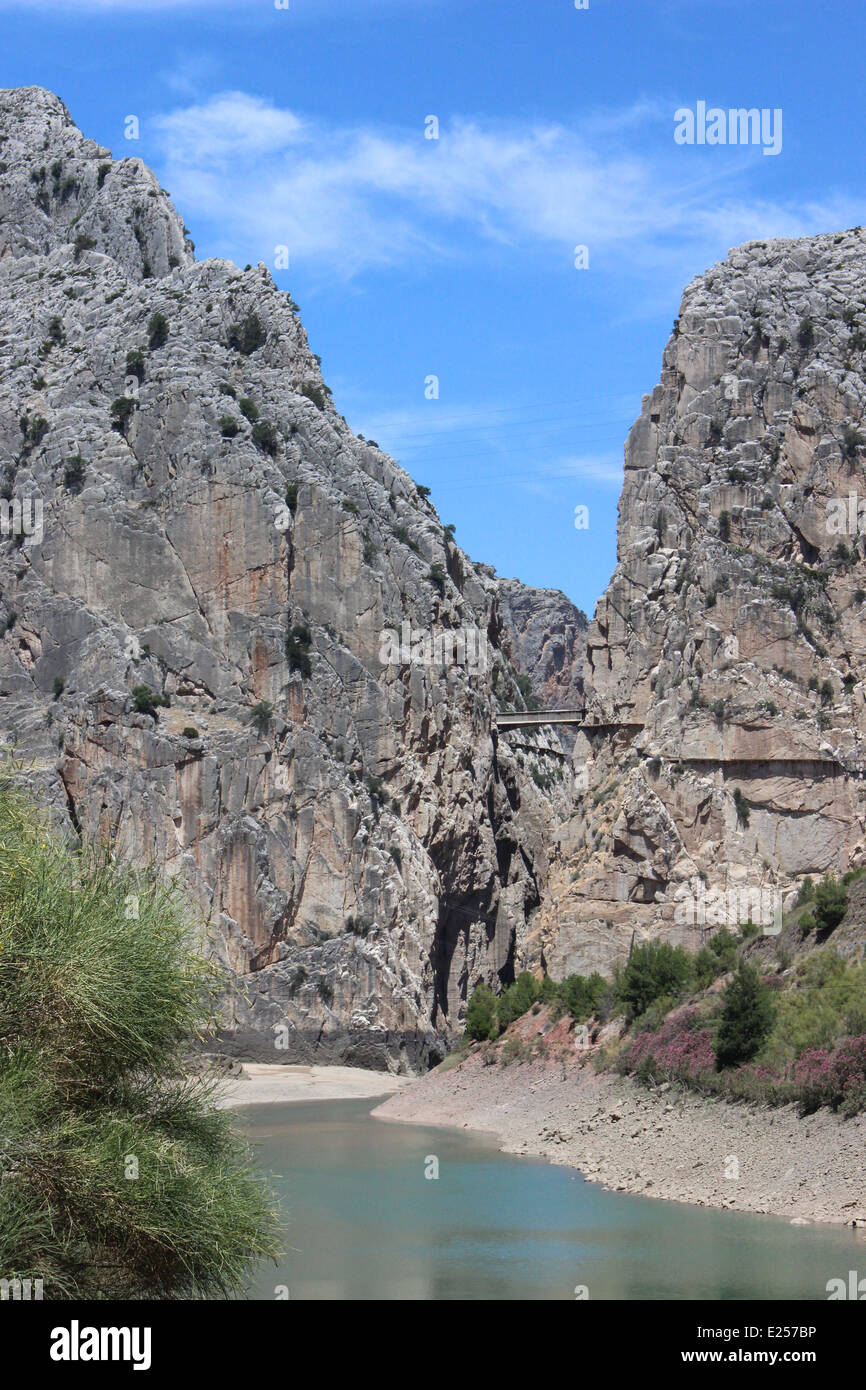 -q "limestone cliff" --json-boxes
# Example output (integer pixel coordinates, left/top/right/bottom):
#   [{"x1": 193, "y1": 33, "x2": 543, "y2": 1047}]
[
  {"x1": 0, "y1": 87, "x2": 584, "y2": 1069},
  {"x1": 534, "y1": 226, "x2": 866, "y2": 980}
]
